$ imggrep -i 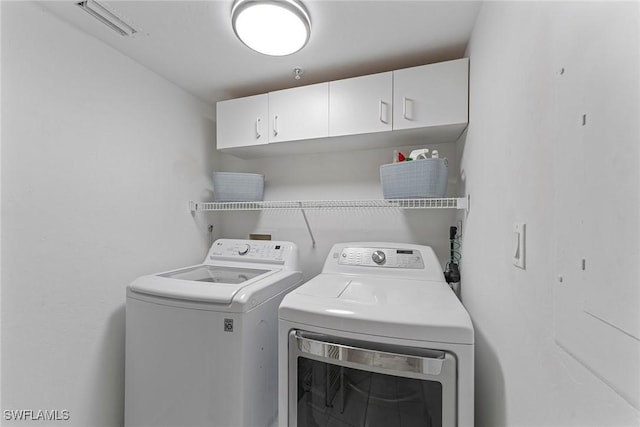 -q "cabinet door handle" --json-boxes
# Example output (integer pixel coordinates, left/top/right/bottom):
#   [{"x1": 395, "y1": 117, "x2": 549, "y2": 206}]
[
  {"x1": 273, "y1": 115, "x2": 279, "y2": 137},
  {"x1": 379, "y1": 100, "x2": 389, "y2": 124},
  {"x1": 255, "y1": 117, "x2": 262, "y2": 139},
  {"x1": 403, "y1": 96, "x2": 413, "y2": 121}
]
